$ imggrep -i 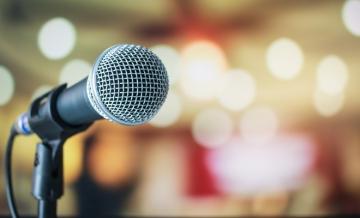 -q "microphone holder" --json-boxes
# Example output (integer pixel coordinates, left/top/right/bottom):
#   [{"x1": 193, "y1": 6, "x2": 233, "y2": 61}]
[{"x1": 28, "y1": 84, "x2": 91, "y2": 218}]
